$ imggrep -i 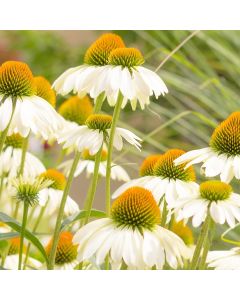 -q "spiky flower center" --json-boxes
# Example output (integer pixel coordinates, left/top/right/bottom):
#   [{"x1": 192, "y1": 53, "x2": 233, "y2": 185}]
[
  {"x1": 45, "y1": 232, "x2": 78, "y2": 265},
  {"x1": 12, "y1": 176, "x2": 52, "y2": 206},
  {"x1": 8, "y1": 237, "x2": 26, "y2": 255},
  {"x1": 84, "y1": 33, "x2": 125, "y2": 66},
  {"x1": 58, "y1": 96, "x2": 93, "y2": 125},
  {"x1": 82, "y1": 149, "x2": 108, "y2": 161},
  {"x1": 0, "y1": 61, "x2": 35, "y2": 97},
  {"x1": 139, "y1": 154, "x2": 162, "y2": 177},
  {"x1": 210, "y1": 112, "x2": 240, "y2": 156},
  {"x1": 109, "y1": 48, "x2": 145, "y2": 69},
  {"x1": 86, "y1": 114, "x2": 112, "y2": 131},
  {"x1": 111, "y1": 187, "x2": 160, "y2": 232},
  {"x1": 34, "y1": 76, "x2": 56, "y2": 107},
  {"x1": 40, "y1": 169, "x2": 66, "y2": 191},
  {"x1": 170, "y1": 220, "x2": 194, "y2": 246},
  {"x1": 4, "y1": 133, "x2": 24, "y2": 149},
  {"x1": 200, "y1": 180, "x2": 232, "y2": 201},
  {"x1": 153, "y1": 149, "x2": 196, "y2": 181}
]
